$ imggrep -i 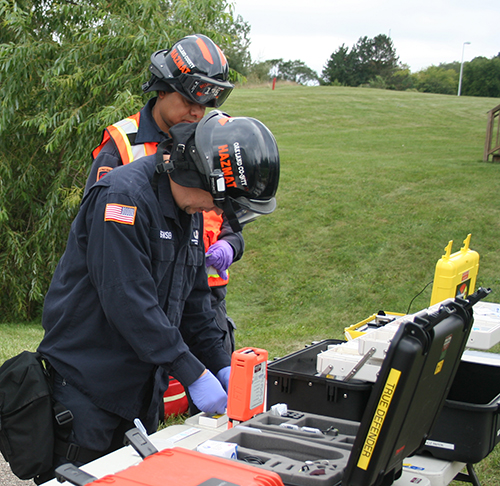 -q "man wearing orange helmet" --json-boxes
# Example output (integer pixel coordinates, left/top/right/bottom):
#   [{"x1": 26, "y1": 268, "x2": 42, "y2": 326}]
[{"x1": 86, "y1": 34, "x2": 242, "y2": 356}]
